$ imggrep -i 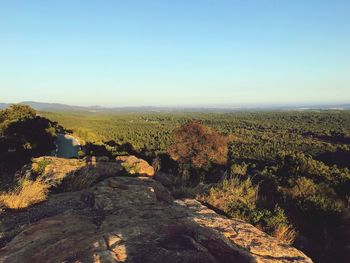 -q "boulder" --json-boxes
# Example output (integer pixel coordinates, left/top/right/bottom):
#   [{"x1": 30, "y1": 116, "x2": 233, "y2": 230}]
[
  {"x1": 116, "y1": 155, "x2": 155, "y2": 177},
  {"x1": 14, "y1": 156, "x2": 123, "y2": 189},
  {"x1": 0, "y1": 176, "x2": 312, "y2": 263}
]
